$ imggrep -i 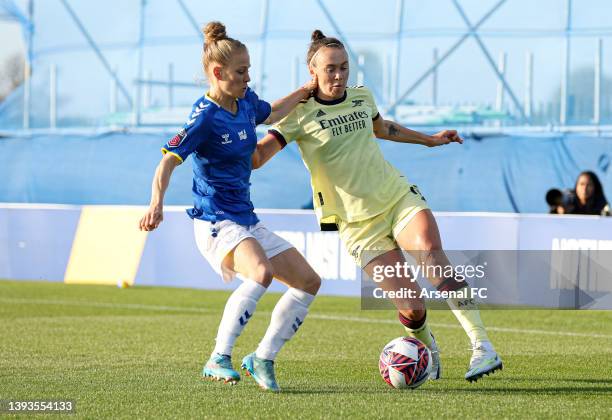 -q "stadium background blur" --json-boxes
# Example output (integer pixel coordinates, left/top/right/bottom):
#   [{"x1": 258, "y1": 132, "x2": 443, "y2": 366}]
[{"x1": 1, "y1": 0, "x2": 611, "y2": 212}]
